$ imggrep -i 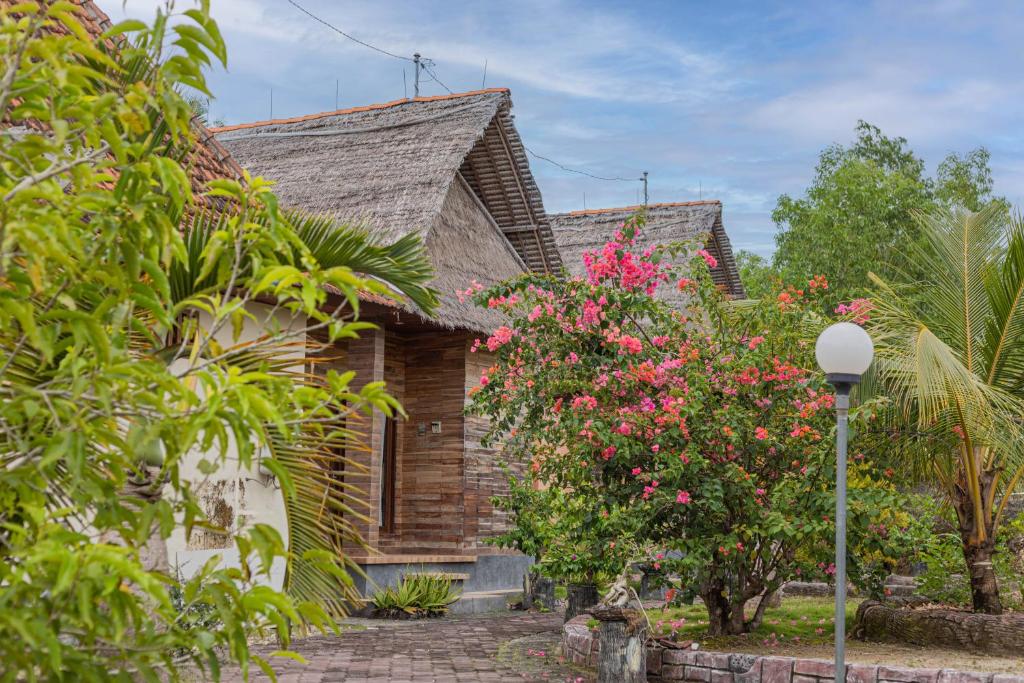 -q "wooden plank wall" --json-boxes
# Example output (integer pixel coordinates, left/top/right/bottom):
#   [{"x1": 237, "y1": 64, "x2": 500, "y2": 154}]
[
  {"x1": 320, "y1": 324, "x2": 523, "y2": 558},
  {"x1": 391, "y1": 330, "x2": 468, "y2": 552},
  {"x1": 463, "y1": 341, "x2": 525, "y2": 554}
]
